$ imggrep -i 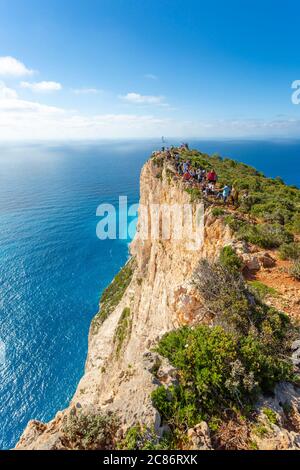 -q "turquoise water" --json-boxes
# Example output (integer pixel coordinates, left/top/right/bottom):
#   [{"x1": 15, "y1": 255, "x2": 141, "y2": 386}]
[{"x1": 0, "y1": 139, "x2": 300, "y2": 449}]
